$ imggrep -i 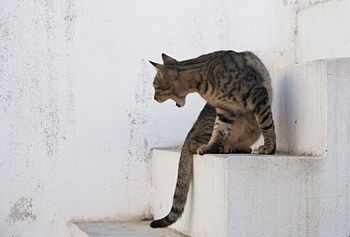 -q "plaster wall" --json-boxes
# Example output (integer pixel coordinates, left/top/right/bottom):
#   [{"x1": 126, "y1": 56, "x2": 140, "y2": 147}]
[{"x1": 0, "y1": 0, "x2": 300, "y2": 236}]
